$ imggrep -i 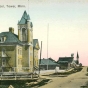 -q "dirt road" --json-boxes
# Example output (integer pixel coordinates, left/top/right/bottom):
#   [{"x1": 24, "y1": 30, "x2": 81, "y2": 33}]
[{"x1": 39, "y1": 67, "x2": 88, "y2": 88}]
